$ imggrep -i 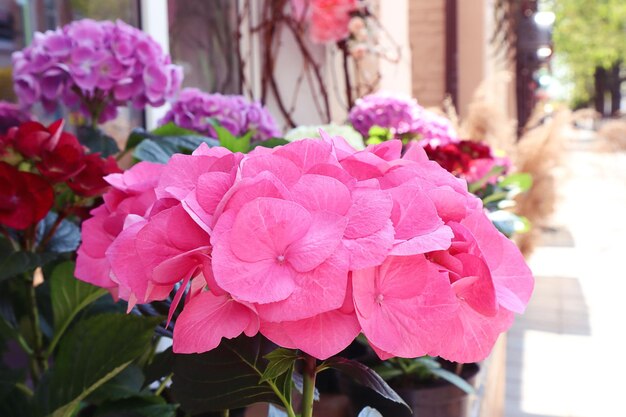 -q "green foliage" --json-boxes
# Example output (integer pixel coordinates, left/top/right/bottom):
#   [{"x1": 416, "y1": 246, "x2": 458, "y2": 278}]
[
  {"x1": 553, "y1": 0, "x2": 626, "y2": 104},
  {"x1": 172, "y1": 335, "x2": 295, "y2": 414},
  {"x1": 0, "y1": 238, "x2": 58, "y2": 282},
  {"x1": 76, "y1": 126, "x2": 120, "y2": 157},
  {"x1": 35, "y1": 313, "x2": 161, "y2": 417}
]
